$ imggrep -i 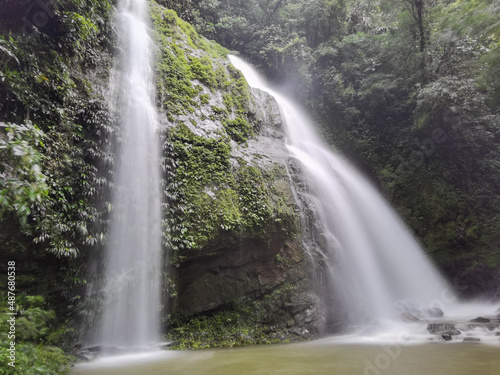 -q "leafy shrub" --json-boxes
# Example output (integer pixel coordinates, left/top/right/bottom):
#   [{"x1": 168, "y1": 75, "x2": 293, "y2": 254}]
[
  {"x1": 0, "y1": 122, "x2": 48, "y2": 226},
  {"x1": 0, "y1": 295, "x2": 72, "y2": 375},
  {"x1": 0, "y1": 343, "x2": 71, "y2": 375}
]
